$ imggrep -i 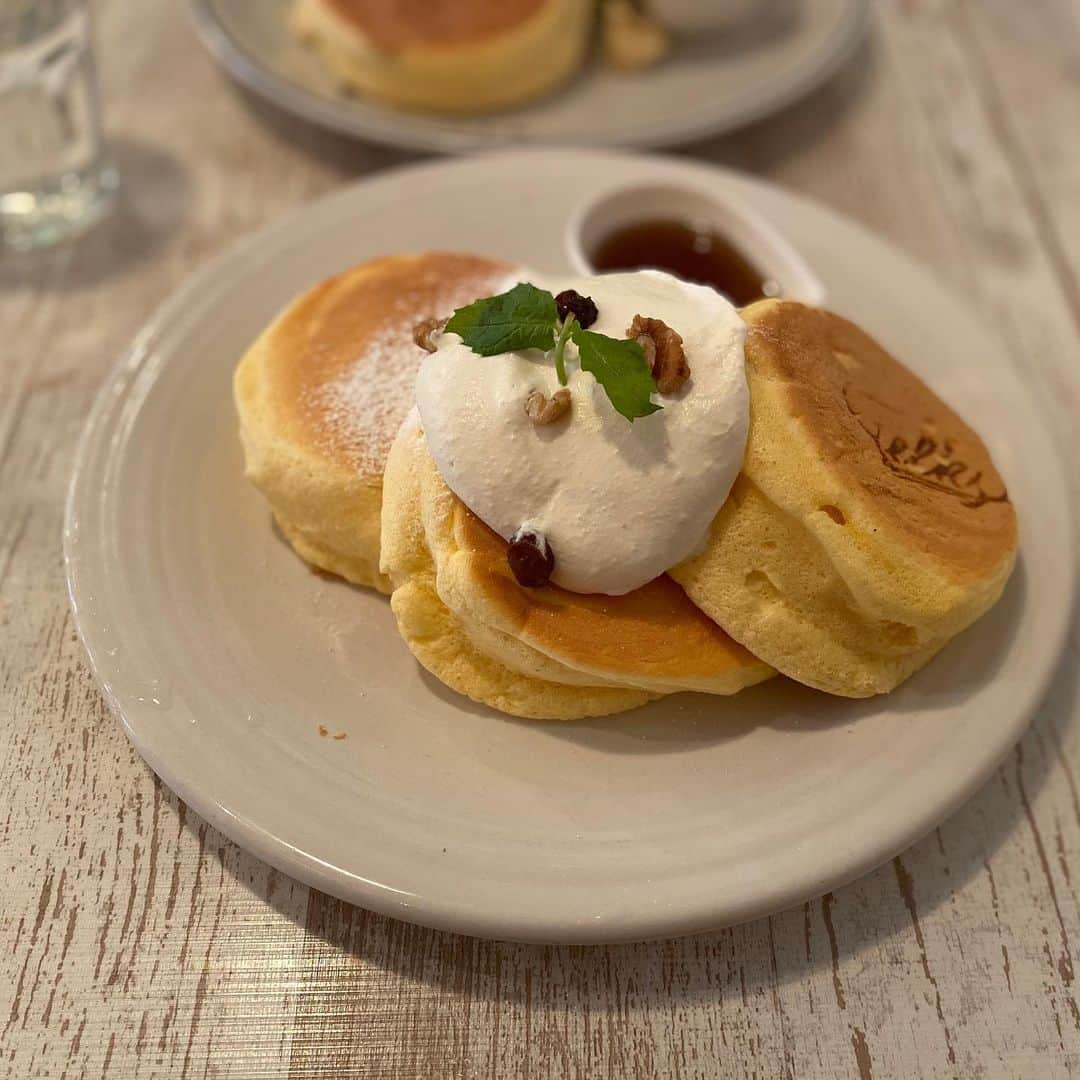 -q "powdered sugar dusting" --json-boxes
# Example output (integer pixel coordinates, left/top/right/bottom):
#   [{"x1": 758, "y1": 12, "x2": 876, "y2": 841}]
[
  {"x1": 312, "y1": 321, "x2": 424, "y2": 476},
  {"x1": 309, "y1": 269, "x2": 520, "y2": 477}
]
